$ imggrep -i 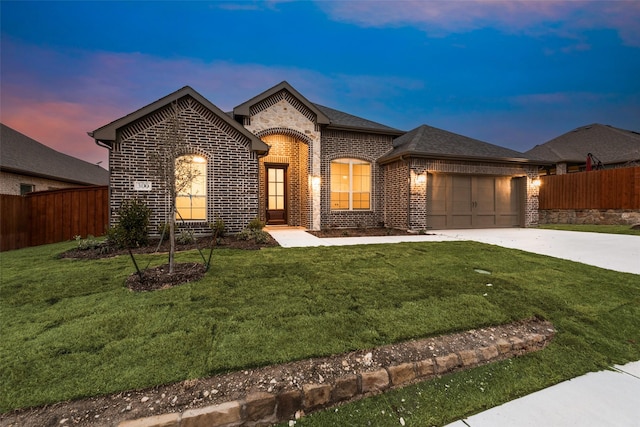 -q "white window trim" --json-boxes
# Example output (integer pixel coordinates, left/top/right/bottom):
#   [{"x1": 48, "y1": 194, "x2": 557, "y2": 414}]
[{"x1": 330, "y1": 158, "x2": 372, "y2": 211}]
